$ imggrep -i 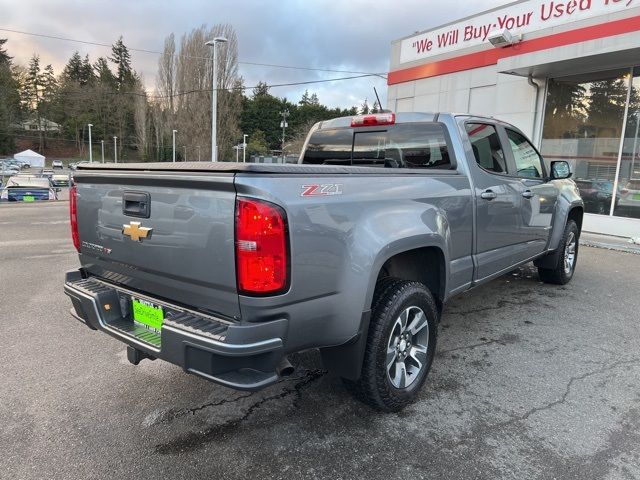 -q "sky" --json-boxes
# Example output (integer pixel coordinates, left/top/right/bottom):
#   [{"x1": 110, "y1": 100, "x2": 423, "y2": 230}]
[{"x1": 0, "y1": 0, "x2": 504, "y2": 109}]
